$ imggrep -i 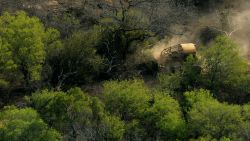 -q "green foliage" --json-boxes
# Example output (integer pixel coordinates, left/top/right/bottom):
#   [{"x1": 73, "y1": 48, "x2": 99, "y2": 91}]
[
  {"x1": 44, "y1": 28, "x2": 63, "y2": 56},
  {"x1": 31, "y1": 90, "x2": 73, "y2": 129},
  {"x1": 200, "y1": 36, "x2": 248, "y2": 93},
  {"x1": 185, "y1": 89, "x2": 250, "y2": 140},
  {"x1": 181, "y1": 55, "x2": 202, "y2": 90},
  {"x1": 101, "y1": 114, "x2": 125, "y2": 141},
  {"x1": 240, "y1": 104, "x2": 250, "y2": 140},
  {"x1": 189, "y1": 136, "x2": 231, "y2": 141},
  {"x1": 97, "y1": 8, "x2": 154, "y2": 77},
  {"x1": 0, "y1": 11, "x2": 61, "y2": 87},
  {"x1": 0, "y1": 38, "x2": 16, "y2": 72},
  {"x1": 0, "y1": 79, "x2": 9, "y2": 89},
  {"x1": 51, "y1": 13, "x2": 80, "y2": 36},
  {"x1": 144, "y1": 93, "x2": 186, "y2": 140},
  {"x1": 30, "y1": 87, "x2": 125, "y2": 141},
  {"x1": 158, "y1": 36, "x2": 249, "y2": 102},
  {"x1": 0, "y1": 11, "x2": 45, "y2": 84},
  {"x1": 0, "y1": 106, "x2": 61, "y2": 141},
  {"x1": 157, "y1": 72, "x2": 182, "y2": 95},
  {"x1": 103, "y1": 79, "x2": 151, "y2": 140},
  {"x1": 103, "y1": 79, "x2": 188, "y2": 140},
  {"x1": 124, "y1": 120, "x2": 146, "y2": 141},
  {"x1": 1, "y1": 3, "x2": 250, "y2": 141},
  {"x1": 157, "y1": 55, "x2": 201, "y2": 95},
  {"x1": 48, "y1": 29, "x2": 103, "y2": 87},
  {"x1": 103, "y1": 79, "x2": 151, "y2": 120}
]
